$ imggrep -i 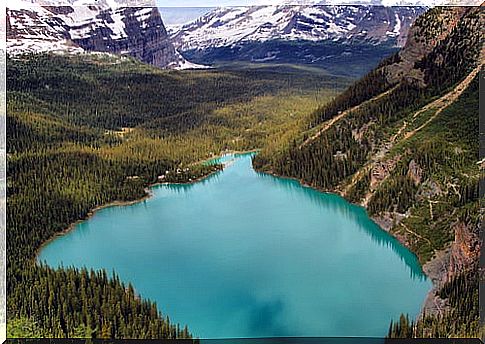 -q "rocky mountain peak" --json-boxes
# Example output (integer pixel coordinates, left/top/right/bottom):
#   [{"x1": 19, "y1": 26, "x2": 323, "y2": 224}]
[
  {"x1": 6, "y1": 0, "x2": 194, "y2": 69},
  {"x1": 171, "y1": 5, "x2": 426, "y2": 52}
]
